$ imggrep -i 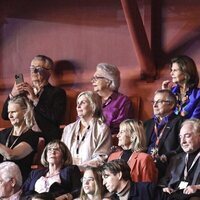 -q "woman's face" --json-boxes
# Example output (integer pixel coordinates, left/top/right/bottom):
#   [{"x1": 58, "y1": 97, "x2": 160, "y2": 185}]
[
  {"x1": 8, "y1": 103, "x2": 25, "y2": 127},
  {"x1": 91, "y1": 68, "x2": 111, "y2": 94},
  {"x1": 76, "y1": 95, "x2": 93, "y2": 119},
  {"x1": 170, "y1": 63, "x2": 185, "y2": 84},
  {"x1": 117, "y1": 125, "x2": 132, "y2": 149},
  {"x1": 47, "y1": 144, "x2": 63, "y2": 166},
  {"x1": 82, "y1": 169, "x2": 96, "y2": 196}
]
